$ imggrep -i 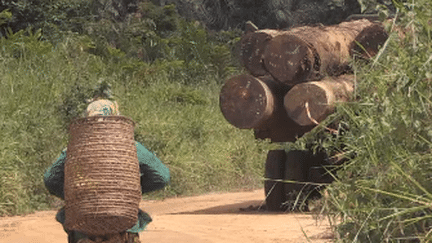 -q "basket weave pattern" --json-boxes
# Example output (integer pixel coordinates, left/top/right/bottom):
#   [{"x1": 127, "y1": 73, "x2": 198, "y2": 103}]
[{"x1": 64, "y1": 116, "x2": 141, "y2": 236}]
